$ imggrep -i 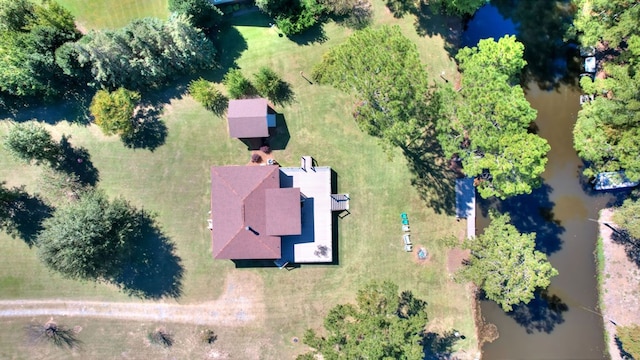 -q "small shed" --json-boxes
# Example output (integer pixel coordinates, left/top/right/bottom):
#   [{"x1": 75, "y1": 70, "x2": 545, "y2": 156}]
[{"x1": 227, "y1": 98, "x2": 276, "y2": 138}]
